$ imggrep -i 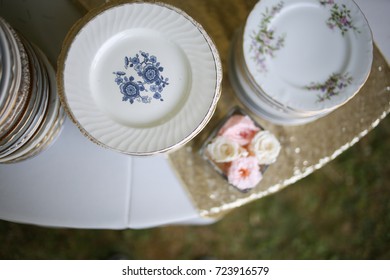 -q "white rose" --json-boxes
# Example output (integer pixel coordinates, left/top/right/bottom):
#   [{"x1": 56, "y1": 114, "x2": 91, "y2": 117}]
[
  {"x1": 207, "y1": 136, "x2": 248, "y2": 163},
  {"x1": 250, "y1": 131, "x2": 281, "y2": 164}
]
